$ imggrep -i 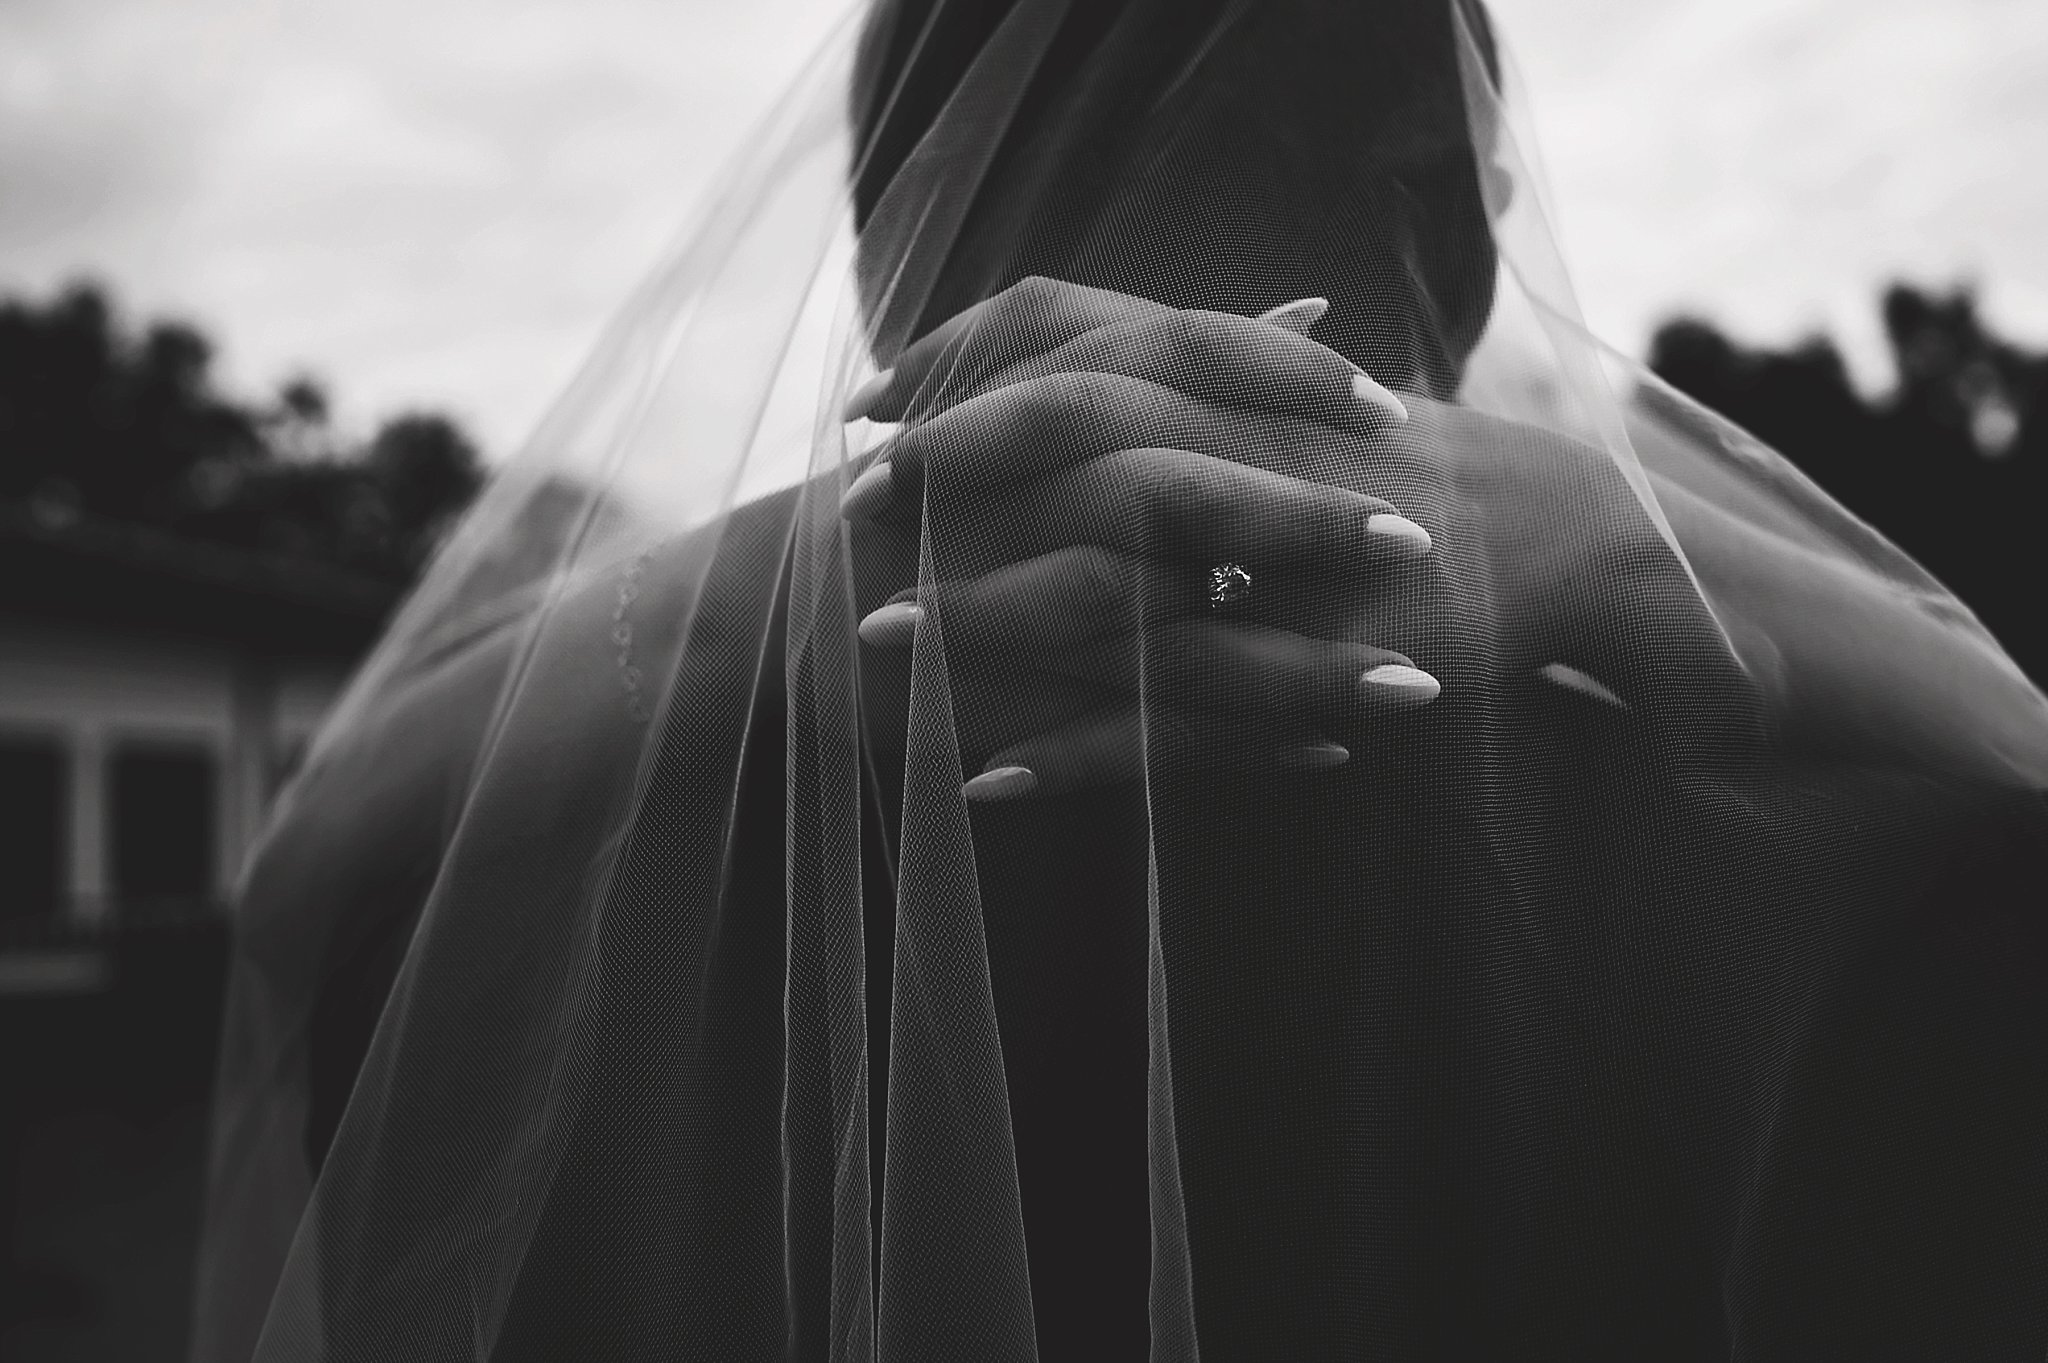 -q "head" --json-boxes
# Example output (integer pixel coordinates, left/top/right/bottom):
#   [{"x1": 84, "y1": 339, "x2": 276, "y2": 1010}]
[{"x1": 849, "y1": 0, "x2": 1504, "y2": 396}]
